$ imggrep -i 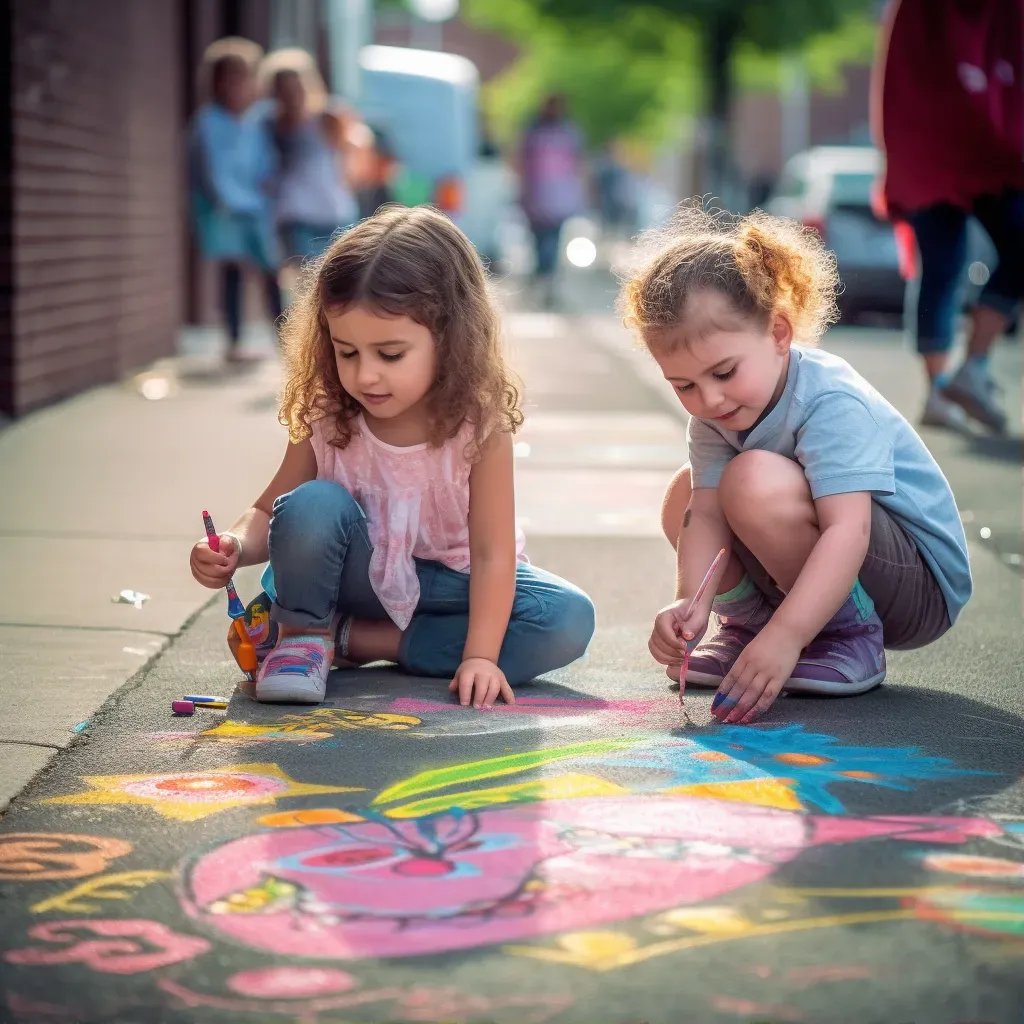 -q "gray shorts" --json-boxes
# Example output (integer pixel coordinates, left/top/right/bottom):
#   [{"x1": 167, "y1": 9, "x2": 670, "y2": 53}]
[{"x1": 735, "y1": 501, "x2": 952, "y2": 651}]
